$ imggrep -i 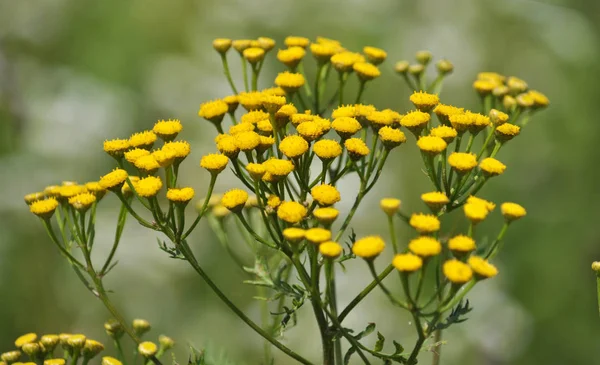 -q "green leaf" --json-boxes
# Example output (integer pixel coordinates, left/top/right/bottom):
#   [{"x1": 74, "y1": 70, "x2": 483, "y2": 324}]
[
  {"x1": 374, "y1": 331, "x2": 385, "y2": 352},
  {"x1": 354, "y1": 322, "x2": 376, "y2": 340},
  {"x1": 392, "y1": 340, "x2": 404, "y2": 355},
  {"x1": 343, "y1": 347, "x2": 356, "y2": 365}
]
